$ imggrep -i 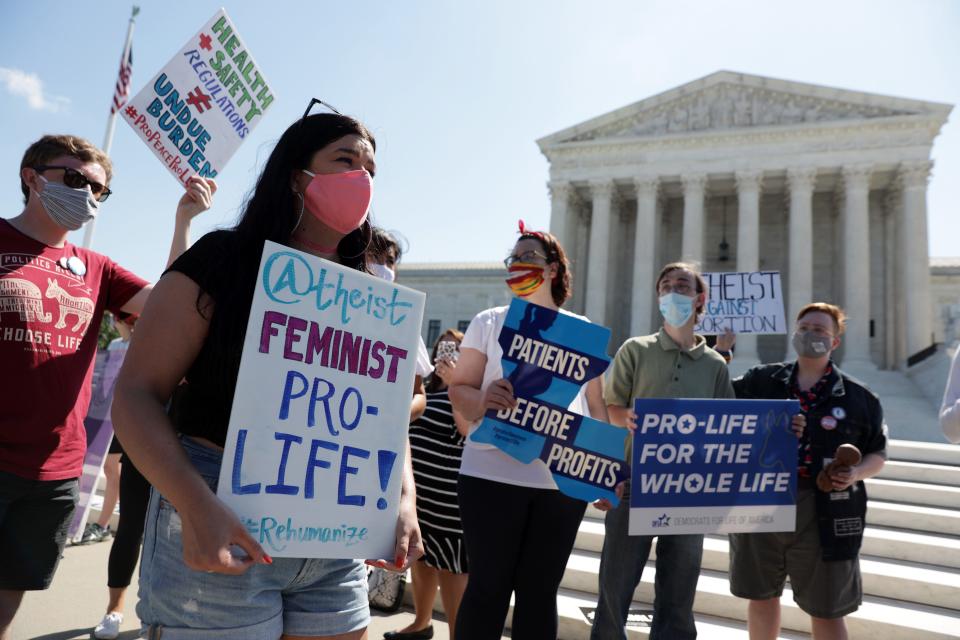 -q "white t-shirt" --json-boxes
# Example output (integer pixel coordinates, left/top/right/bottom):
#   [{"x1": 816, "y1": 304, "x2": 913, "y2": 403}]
[
  {"x1": 458, "y1": 305, "x2": 593, "y2": 489},
  {"x1": 416, "y1": 337, "x2": 433, "y2": 378}
]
